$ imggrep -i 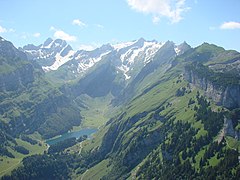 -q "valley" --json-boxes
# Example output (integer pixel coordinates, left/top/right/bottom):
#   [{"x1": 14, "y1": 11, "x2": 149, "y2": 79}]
[
  {"x1": 0, "y1": 36, "x2": 240, "y2": 179},
  {"x1": 77, "y1": 94, "x2": 115, "y2": 129}
]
